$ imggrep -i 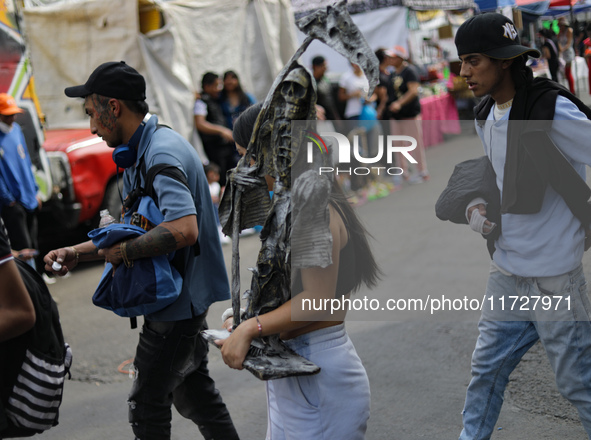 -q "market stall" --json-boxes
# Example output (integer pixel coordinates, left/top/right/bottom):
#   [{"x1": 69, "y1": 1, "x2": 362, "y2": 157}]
[
  {"x1": 421, "y1": 93, "x2": 462, "y2": 147},
  {"x1": 402, "y1": 0, "x2": 475, "y2": 145},
  {"x1": 22, "y1": 0, "x2": 298, "y2": 141}
]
